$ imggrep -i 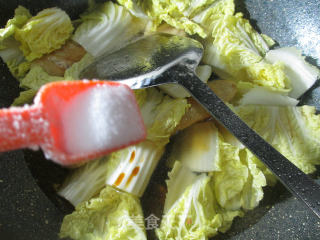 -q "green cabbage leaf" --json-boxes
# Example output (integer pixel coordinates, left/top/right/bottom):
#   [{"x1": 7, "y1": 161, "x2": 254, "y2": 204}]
[
  {"x1": 168, "y1": 121, "x2": 221, "y2": 172},
  {"x1": 236, "y1": 105, "x2": 320, "y2": 174},
  {"x1": 15, "y1": 8, "x2": 73, "y2": 61},
  {"x1": 0, "y1": 6, "x2": 31, "y2": 78},
  {"x1": 0, "y1": 6, "x2": 31, "y2": 49},
  {"x1": 265, "y1": 47, "x2": 320, "y2": 98},
  {"x1": 212, "y1": 142, "x2": 266, "y2": 210},
  {"x1": 156, "y1": 161, "x2": 243, "y2": 240},
  {"x1": 19, "y1": 65, "x2": 64, "y2": 90},
  {"x1": 202, "y1": 13, "x2": 288, "y2": 95},
  {"x1": 60, "y1": 186, "x2": 147, "y2": 240},
  {"x1": 11, "y1": 89, "x2": 37, "y2": 106},
  {"x1": 72, "y1": 1, "x2": 147, "y2": 57},
  {"x1": 118, "y1": 0, "x2": 235, "y2": 38},
  {"x1": 105, "y1": 88, "x2": 189, "y2": 196},
  {"x1": 239, "y1": 87, "x2": 298, "y2": 106}
]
